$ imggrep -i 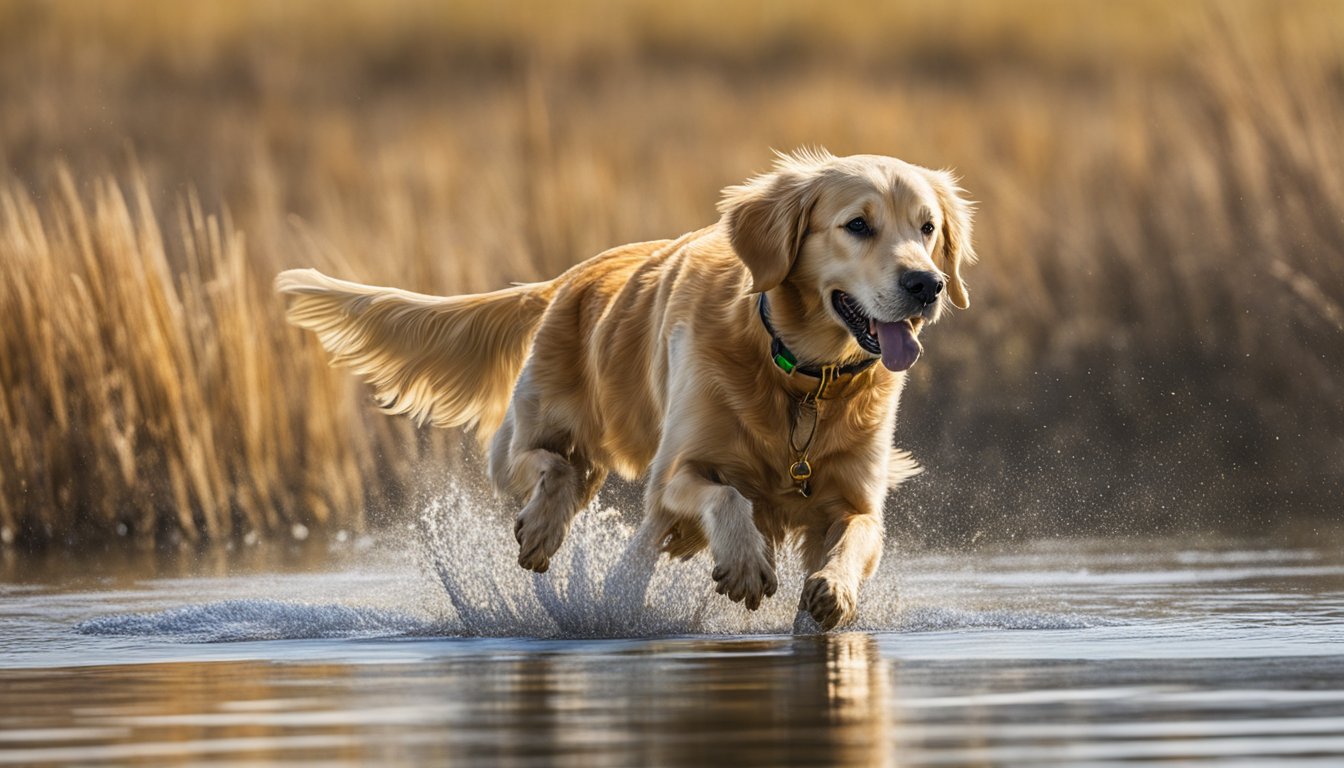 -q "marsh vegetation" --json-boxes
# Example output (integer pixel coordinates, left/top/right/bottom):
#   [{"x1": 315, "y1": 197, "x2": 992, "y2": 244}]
[{"x1": 1, "y1": 0, "x2": 1341, "y2": 547}]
